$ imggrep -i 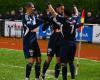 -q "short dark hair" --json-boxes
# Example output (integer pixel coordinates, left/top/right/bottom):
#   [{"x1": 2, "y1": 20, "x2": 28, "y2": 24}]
[
  {"x1": 56, "y1": 3, "x2": 64, "y2": 8},
  {"x1": 64, "y1": 8, "x2": 72, "y2": 17},
  {"x1": 23, "y1": 2, "x2": 33, "y2": 13},
  {"x1": 24, "y1": 2, "x2": 33, "y2": 9}
]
